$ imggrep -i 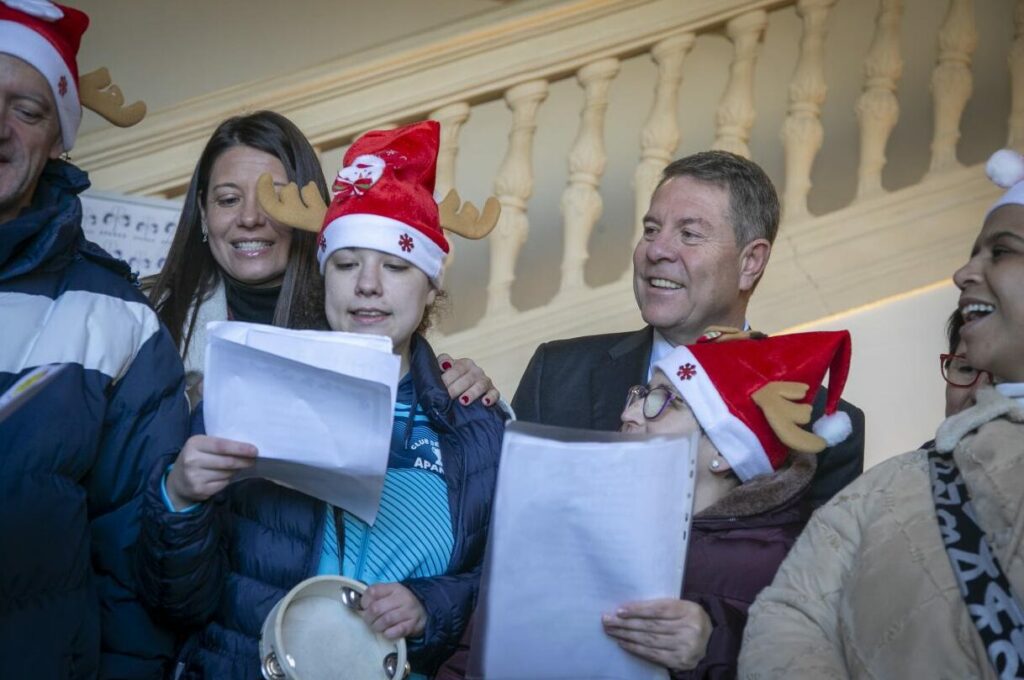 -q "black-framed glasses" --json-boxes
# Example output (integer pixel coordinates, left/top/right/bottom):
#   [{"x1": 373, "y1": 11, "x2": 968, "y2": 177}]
[
  {"x1": 940, "y1": 353, "x2": 991, "y2": 388},
  {"x1": 625, "y1": 384, "x2": 682, "y2": 420}
]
